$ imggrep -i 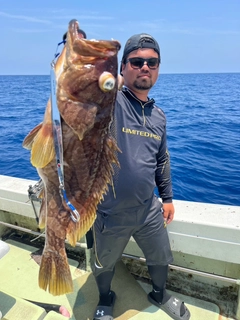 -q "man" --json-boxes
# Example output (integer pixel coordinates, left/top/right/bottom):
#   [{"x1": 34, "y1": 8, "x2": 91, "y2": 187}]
[{"x1": 91, "y1": 33, "x2": 191, "y2": 320}]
